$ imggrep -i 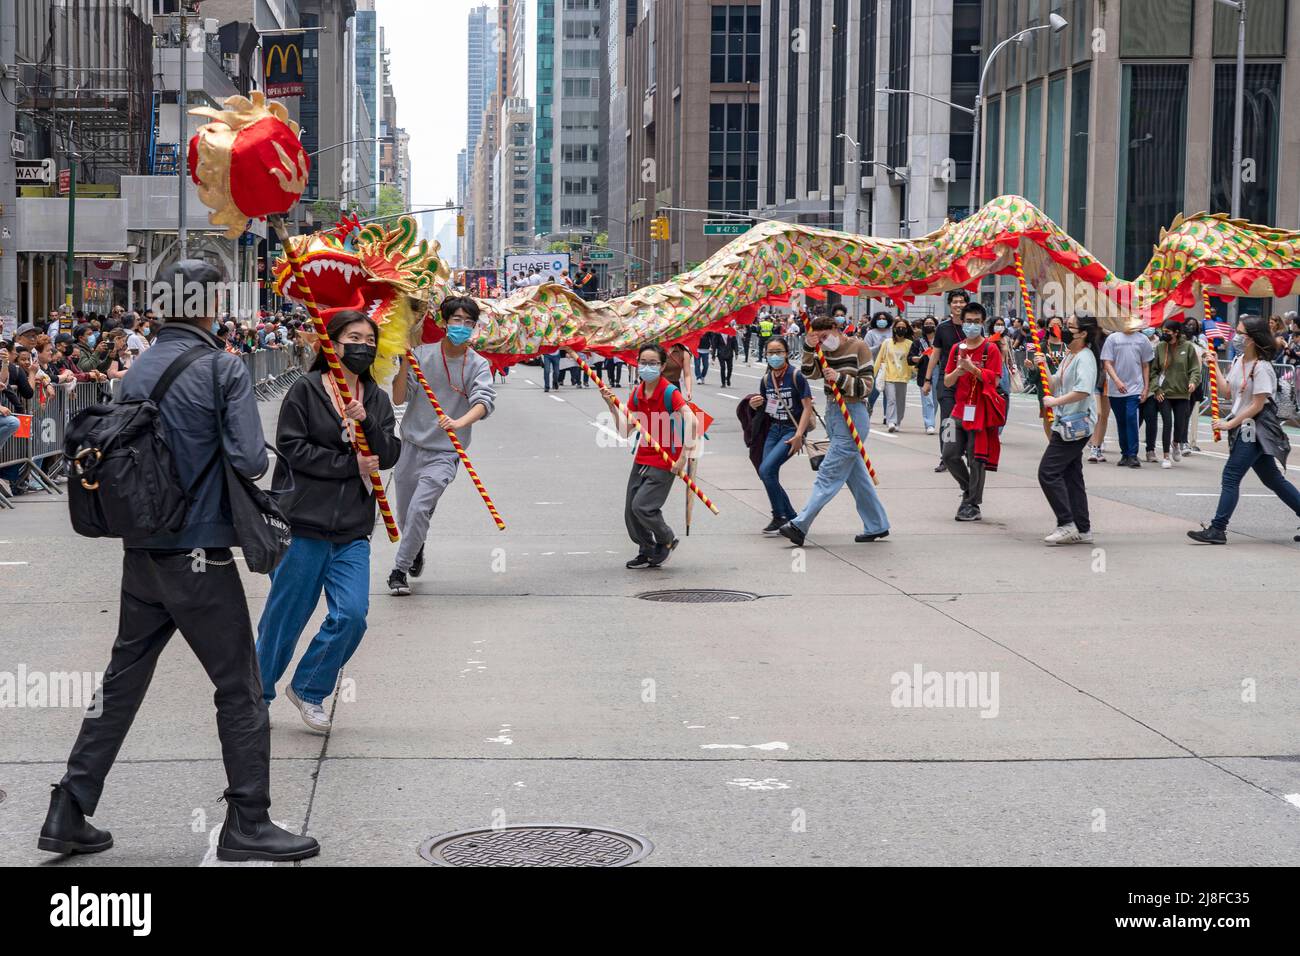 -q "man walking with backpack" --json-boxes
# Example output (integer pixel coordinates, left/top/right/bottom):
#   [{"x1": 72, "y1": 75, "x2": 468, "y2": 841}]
[{"x1": 41, "y1": 260, "x2": 319, "y2": 863}]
